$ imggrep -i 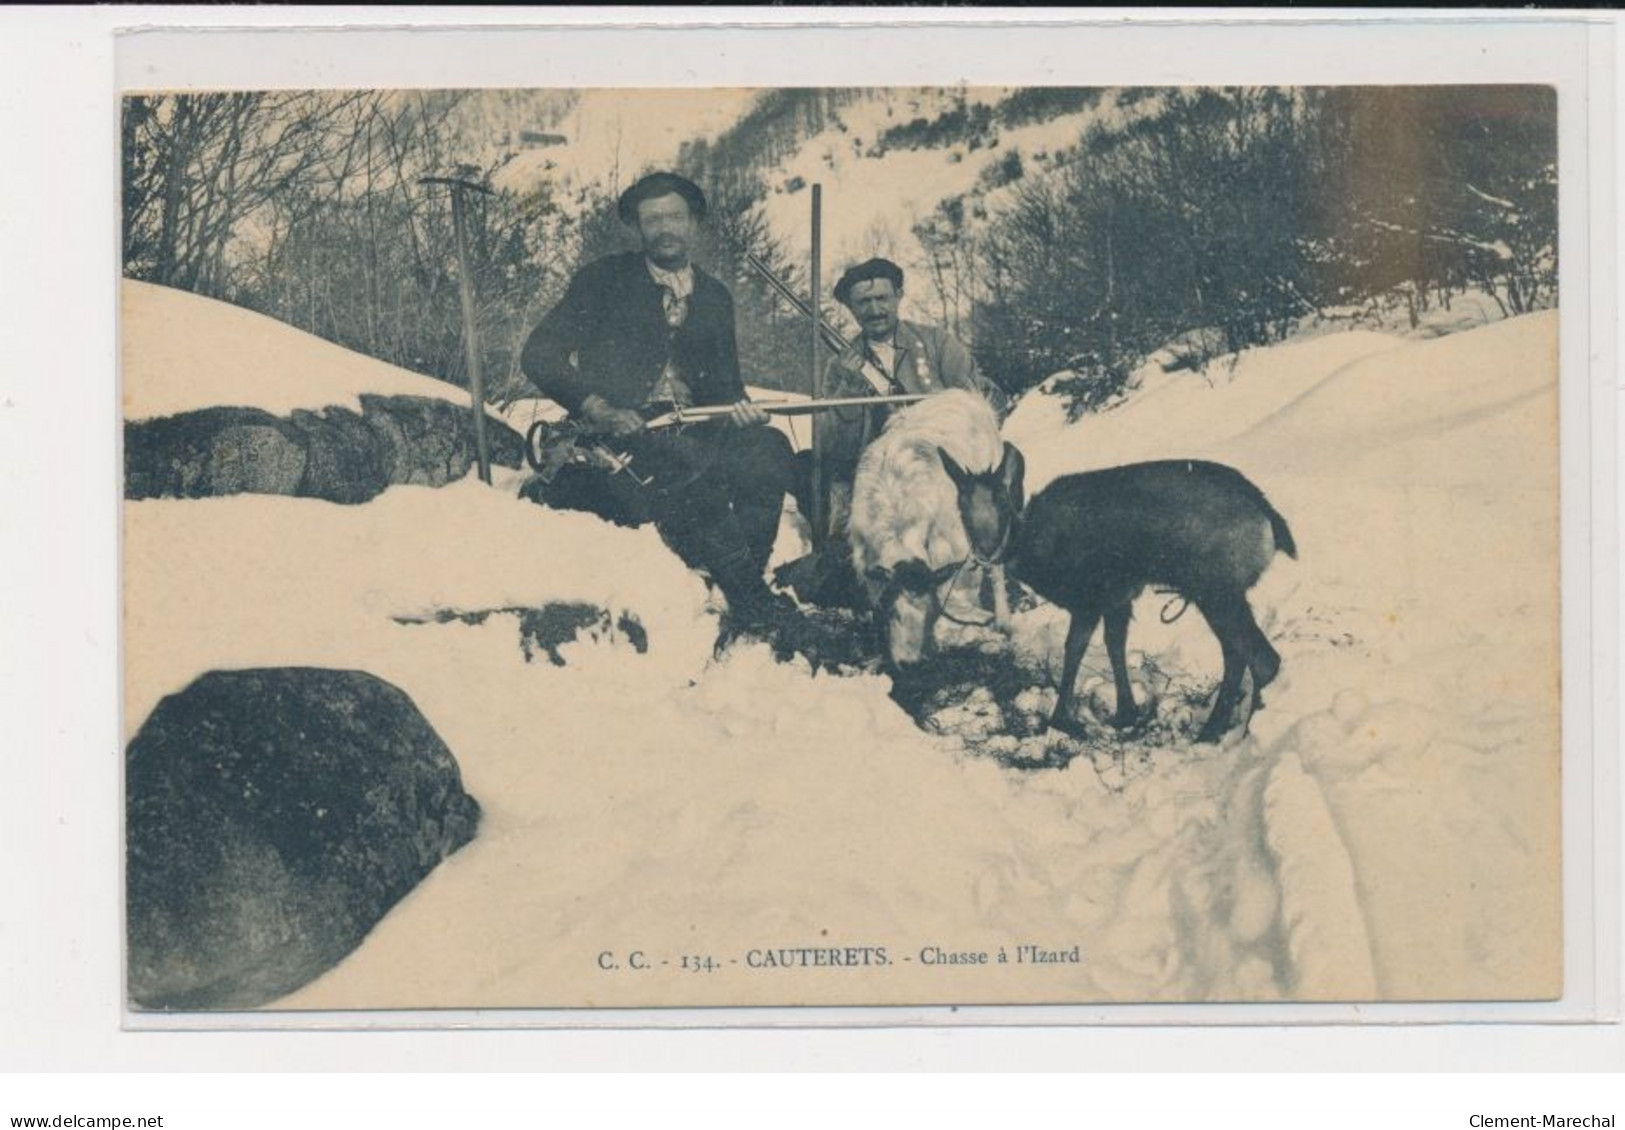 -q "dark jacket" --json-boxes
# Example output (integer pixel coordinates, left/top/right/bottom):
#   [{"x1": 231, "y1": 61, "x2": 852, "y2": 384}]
[{"x1": 520, "y1": 251, "x2": 744, "y2": 415}]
